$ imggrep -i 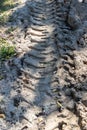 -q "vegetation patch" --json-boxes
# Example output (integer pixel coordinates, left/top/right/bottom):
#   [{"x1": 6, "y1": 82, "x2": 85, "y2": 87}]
[
  {"x1": 0, "y1": 14, "x2": 9, "y2": 25},
  {"x1": 0, "y1": 75, "x2": 4, "y2": 80},
  {"x1": 0, "y1": 37, "x2": 16, "y2": 60},
  {"x1": 0, "y1": 0, "x2": 17, "y2": 25},
  {"x1": 0, "y1": 0, "x2": 16, "y2": 13}
]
